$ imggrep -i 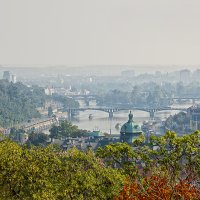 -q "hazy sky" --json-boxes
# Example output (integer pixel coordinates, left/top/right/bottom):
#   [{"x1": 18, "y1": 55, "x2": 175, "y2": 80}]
[{"x1": 0, "y1": 0, "x2": 200, "y2": 66}]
